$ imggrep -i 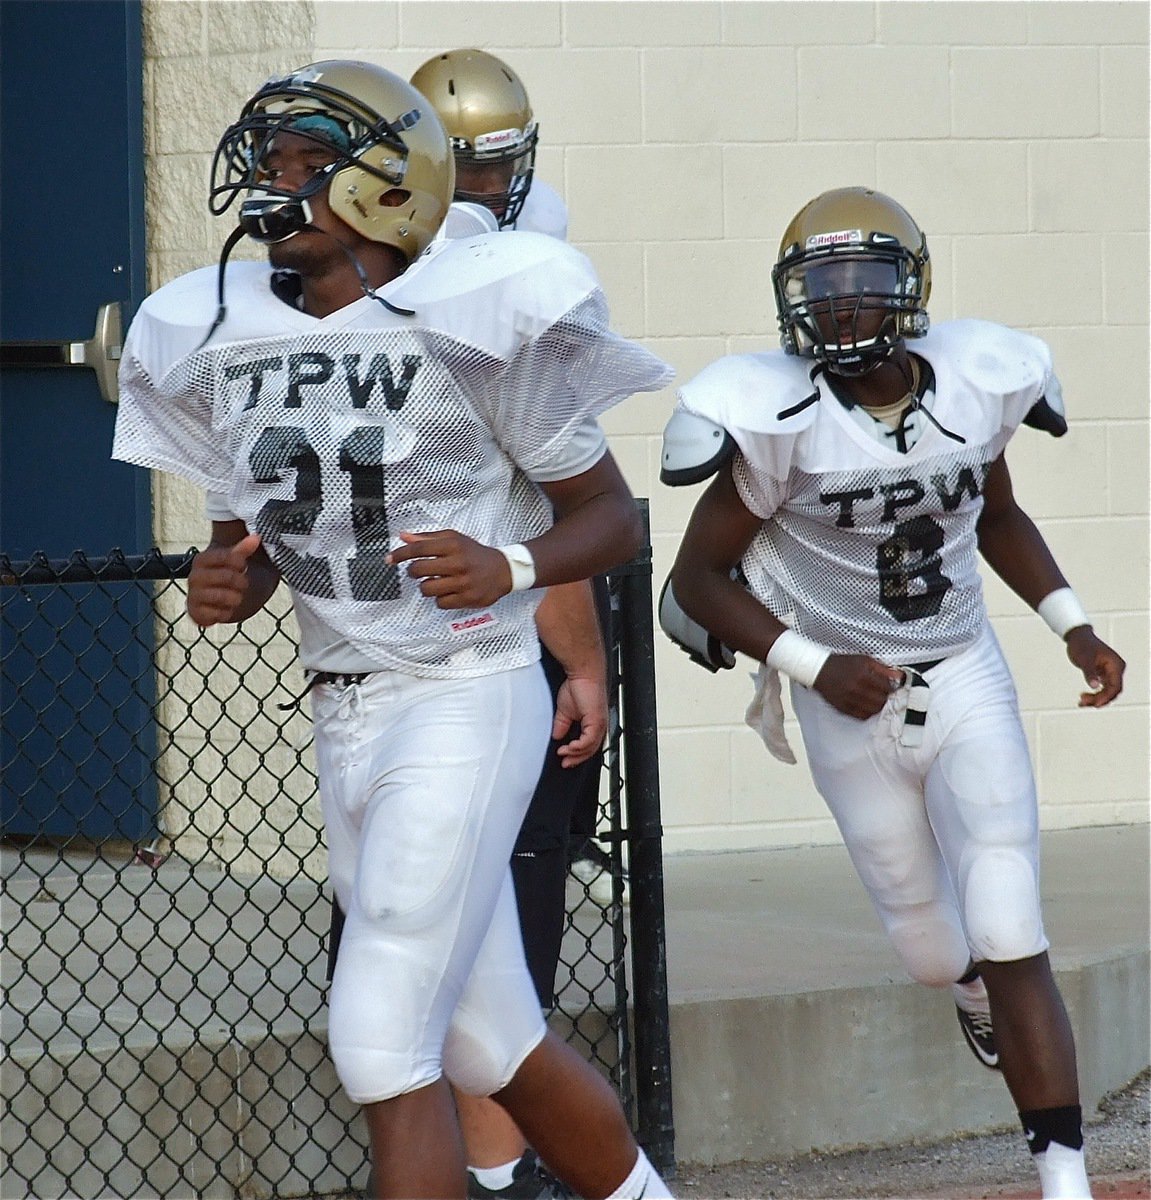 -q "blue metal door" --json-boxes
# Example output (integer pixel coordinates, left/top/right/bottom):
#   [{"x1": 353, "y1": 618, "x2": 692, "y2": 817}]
[{"x1": 0, "y1": 1, "x2": 155, "y2": 840}]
